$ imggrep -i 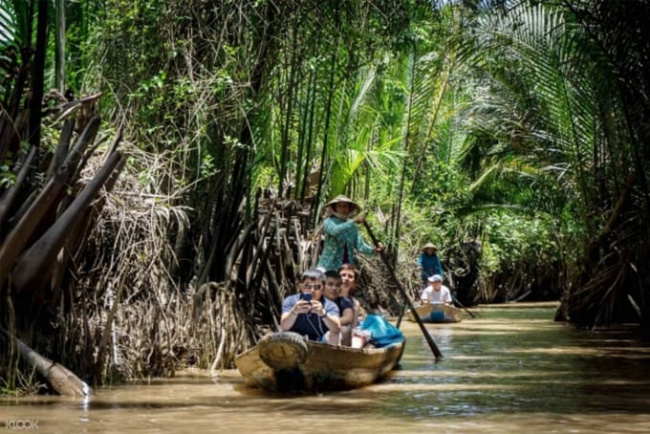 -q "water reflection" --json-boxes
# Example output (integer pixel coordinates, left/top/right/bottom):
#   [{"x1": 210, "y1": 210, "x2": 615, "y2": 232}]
[
  {"x1": 1, "y1": 304, "x2": 650, "y2": 433},
  {"x1": 389, "y1": 305, "x2": 650, "y2": 422}
]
